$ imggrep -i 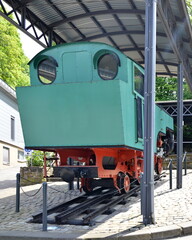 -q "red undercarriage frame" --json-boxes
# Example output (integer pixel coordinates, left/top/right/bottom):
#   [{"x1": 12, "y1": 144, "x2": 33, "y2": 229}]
[{"x1": 55, "y1": 147, "x2": 163, "y2": 193}]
